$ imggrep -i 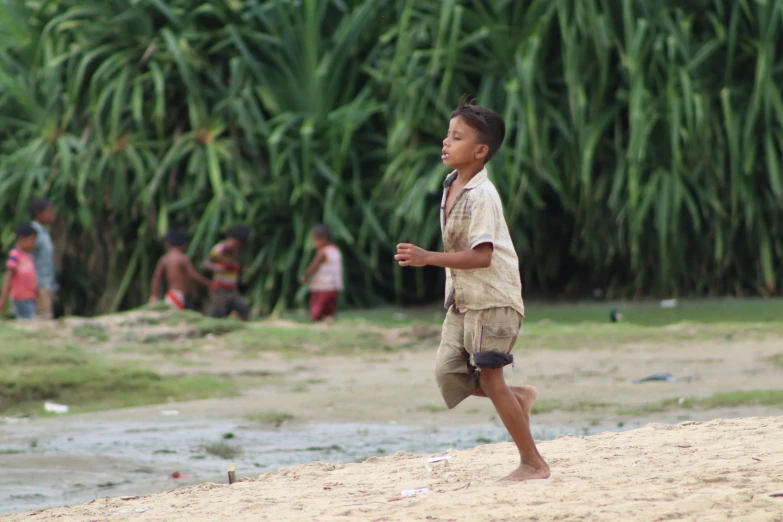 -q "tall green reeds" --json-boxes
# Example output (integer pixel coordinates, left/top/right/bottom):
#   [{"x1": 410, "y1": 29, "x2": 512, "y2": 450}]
[{"x1": 1, "y1": 0, "x2": 782, "y2": 315}]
